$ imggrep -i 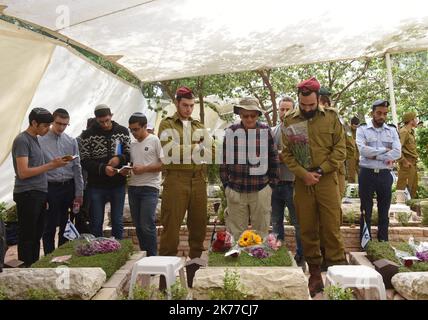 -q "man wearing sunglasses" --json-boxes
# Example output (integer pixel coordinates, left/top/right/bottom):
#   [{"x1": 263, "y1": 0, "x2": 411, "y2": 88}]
[
  {"x1": 79, "y1": 104, "x2": 131, "y2": 239},
  {"x1": 39, "y1": 108, "x2": 84, "y2": 254},
  {"x1": 220, "y1": 97, "x2": 280, "y2": 240}
]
